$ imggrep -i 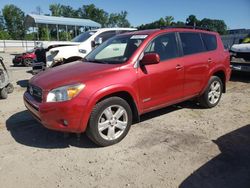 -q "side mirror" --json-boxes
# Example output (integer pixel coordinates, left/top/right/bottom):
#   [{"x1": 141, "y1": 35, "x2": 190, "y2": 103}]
[
  {"x1": 91, "y1": 37, "x2": 103, "y2": 48},
  {"x1": 140, "y1": 53, "x2": 160, "y2": 66}
]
